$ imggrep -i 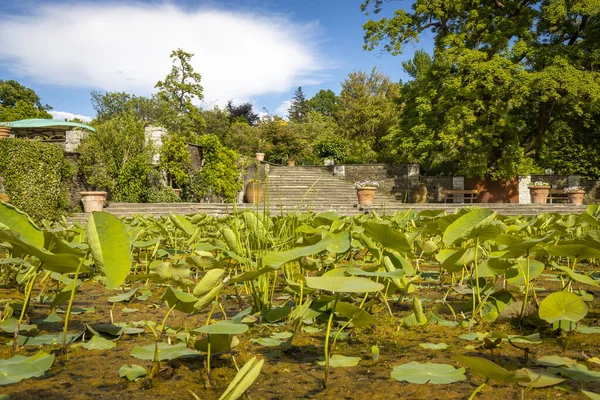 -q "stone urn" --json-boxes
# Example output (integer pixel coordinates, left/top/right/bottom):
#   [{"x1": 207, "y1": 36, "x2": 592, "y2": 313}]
[
  {"x1": 356, "y1": 187, "x2": 377, "y2": 206},
  {"x1": 255, "y1": 152, "x2": 265, "y2": 161},
  {"x1": 287, "y1": 160, "x2": 296, "y2": 167},
  {"x1": 0, "y1": 126, "x2": 10, "y2": 140},
  {"x1": 245, "y1": 181, "x2": 264, "y2": 204},
  {"x1": 80, "y1": 191, "x2": 107, "y2": 213},
  {"x1": 173, "y1": 188, "x2": 182, "y2": 197},
  {"x1": 568, "y1": 190, "x2": 585, "y2": 205},
  {"x1": 528, "y1": 186, "x2": 551, "y2": 204}
]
